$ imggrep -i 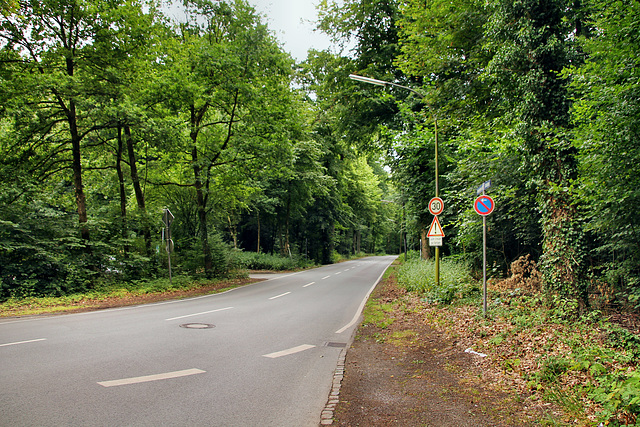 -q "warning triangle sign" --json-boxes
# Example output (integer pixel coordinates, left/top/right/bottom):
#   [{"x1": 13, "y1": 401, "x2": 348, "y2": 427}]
[{"x1": 427, "y1": 216, "x2": 445, "y2": 238}]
